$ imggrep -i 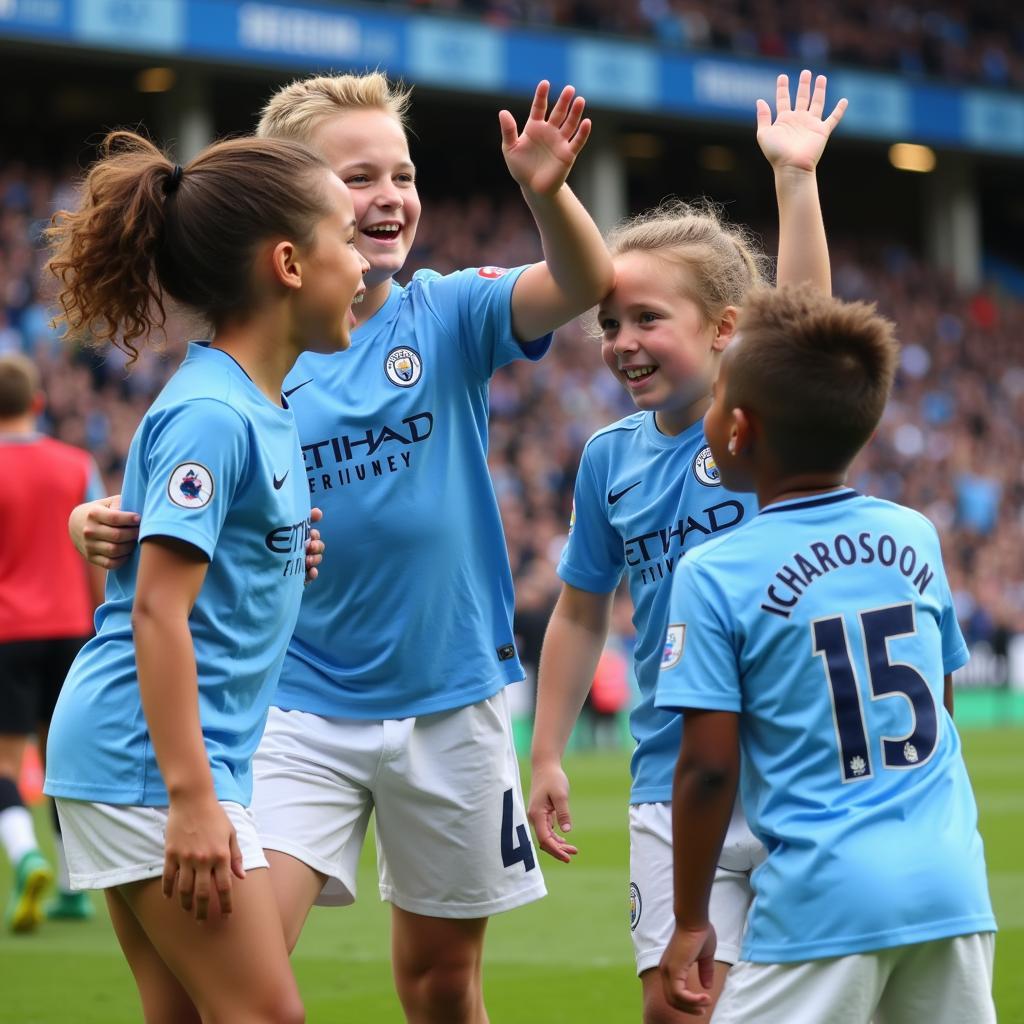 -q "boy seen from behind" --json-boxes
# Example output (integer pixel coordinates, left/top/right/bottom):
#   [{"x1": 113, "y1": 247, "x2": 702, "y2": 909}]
[{"x1": 655, "y1": 285, "x2": 996, "y2": 1023}]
